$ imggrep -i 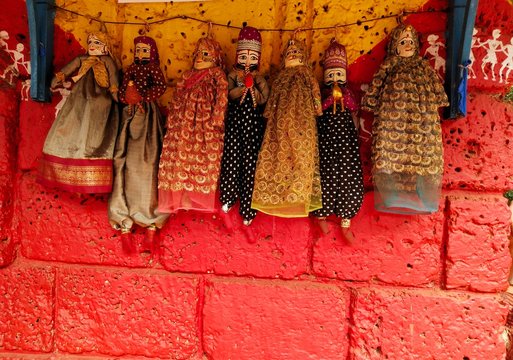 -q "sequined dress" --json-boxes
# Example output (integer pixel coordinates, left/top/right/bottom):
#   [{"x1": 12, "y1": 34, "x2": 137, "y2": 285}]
[
  {"x1": 251, "y1": 65, "x2": 322, "y2": 217},
  {"x1": 158, "y1": 66, "x2": 228, "y2": 212},
  {"x1": 361, "y1": 55, "x2": 448, "y2": 214}
]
